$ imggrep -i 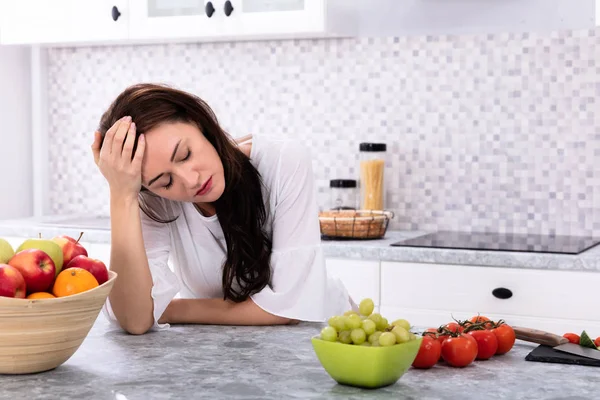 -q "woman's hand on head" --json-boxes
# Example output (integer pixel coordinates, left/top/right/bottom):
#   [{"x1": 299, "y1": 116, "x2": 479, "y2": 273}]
[{"x1": 91, "y1": 116, "x2": 145, "y2": 199}]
